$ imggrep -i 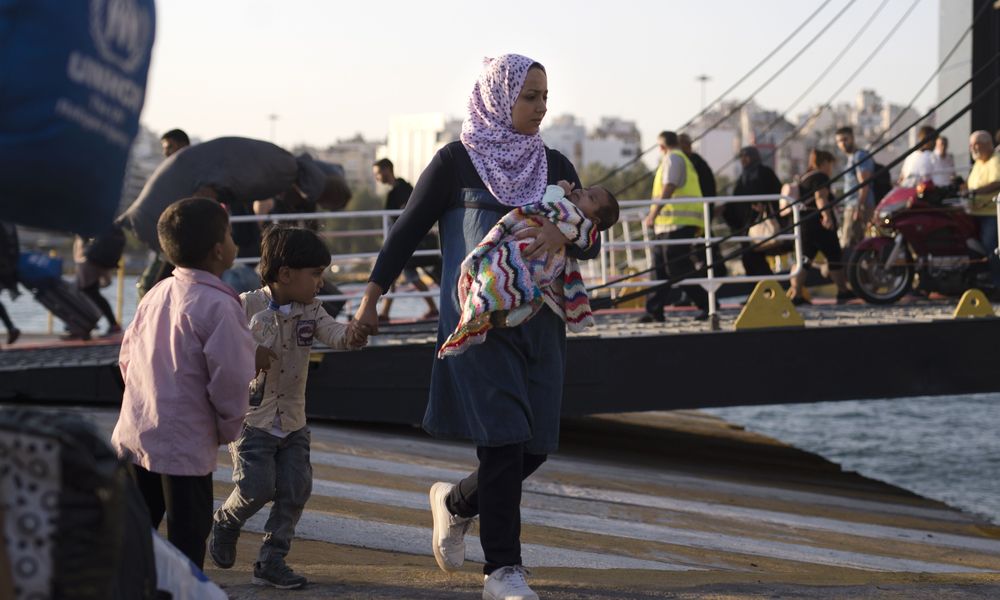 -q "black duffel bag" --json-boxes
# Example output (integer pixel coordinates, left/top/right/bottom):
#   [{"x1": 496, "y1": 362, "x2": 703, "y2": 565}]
[{"x1": 83, "y1": 225, "x2": 126, "y2": 269}]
